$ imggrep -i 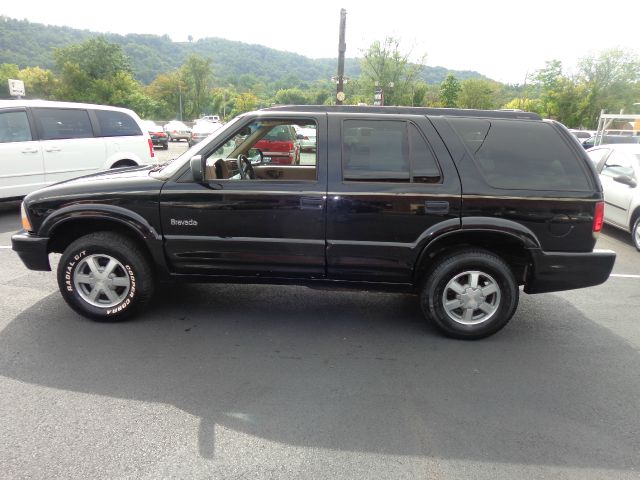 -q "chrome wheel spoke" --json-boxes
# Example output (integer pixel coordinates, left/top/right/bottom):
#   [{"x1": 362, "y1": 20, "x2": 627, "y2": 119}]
[
  {"x1": 88, "y1": 285, "x2": 101, "y2": 302},
  {"x1": 462, "y1": 307, "x2": 474, "y2": 323},
  {"x1": 87, "y1": 257, "x2": 102, "y2": 277},
  {"x1": 75, "y1": 273, "x2": 95, "y2": 286},
  {"x1": 481, "y1": 284, "x2": 498, "y2": 297},
  {"x1": 469, "y1": 272, "x2": 480, "y2": 288},
  {"x1": 103, "y1": 287, "x2": 119, "y2": 304},
  {"x1": 478, "y1": 302, "x2": 495, "y2": 314},
  {"x1": 449, "y1": 281, "x2": 466, "y2": 295},
  {"x1": 110, "y1": 276, "x2": 130, "y2": 288},
  {"x1": 445, "y1": 298, "x2": 463, "y2": 312},
  {"x1": 104, "y1": 258, "x2": 119, "y2": 277}
]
